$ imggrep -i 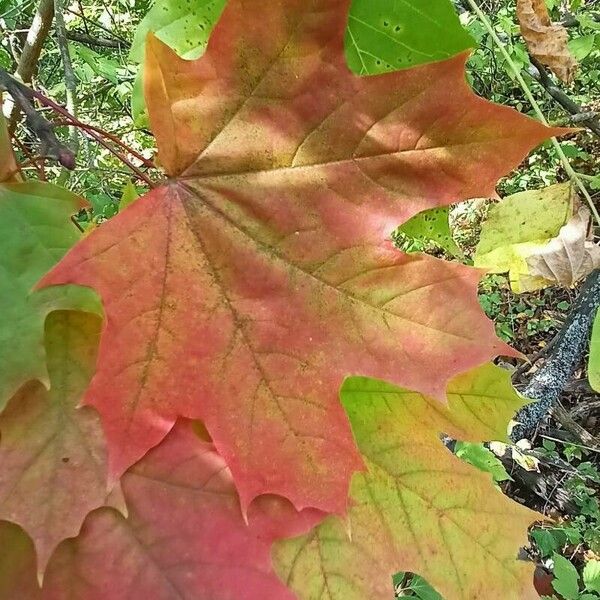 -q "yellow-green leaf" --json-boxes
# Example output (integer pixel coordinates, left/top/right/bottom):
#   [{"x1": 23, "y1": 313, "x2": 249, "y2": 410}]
[
  {"x1": 396, "y1": 206, "x2": 463, "y2": 258},
  {"x1": 118, "y1": 181, "x2": 140, "y2": 211},
  {"x1": 474, "y1": 182, "x2": 574, "y2": 292},
  {"x1": 274, "y1": 364, "x2": 537, "y2": 600}
]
